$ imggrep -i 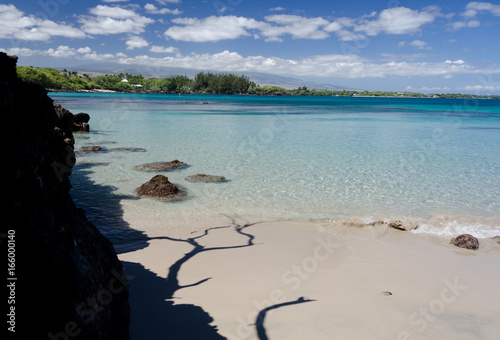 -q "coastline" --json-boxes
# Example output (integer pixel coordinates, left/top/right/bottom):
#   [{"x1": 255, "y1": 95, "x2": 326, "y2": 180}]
[
  {"x1": 48, "y1": 88, "x2": 500, "y2": 99},
  {"x1": 118, "y1": 214, "x2": 500, "y2": 340}
]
